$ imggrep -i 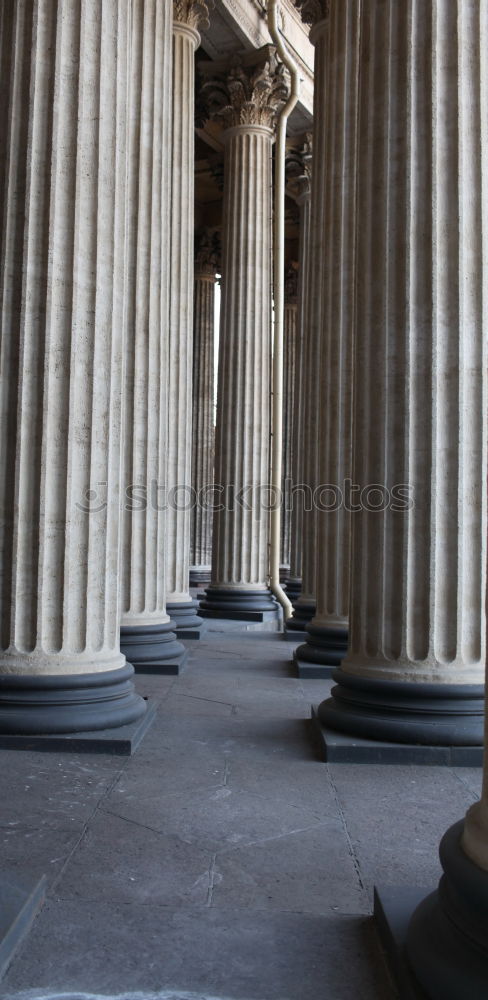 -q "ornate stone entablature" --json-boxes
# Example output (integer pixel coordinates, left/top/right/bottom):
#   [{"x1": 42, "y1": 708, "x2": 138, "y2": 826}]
[
  {"x1": 199, "y1": 45, "x2": 289, "y2": 131},
  {"x1": 195, "y1": 228, "x2": 221, "y2": 277},
  {"x1": 173, "y1": 0, "x2": 213, "y2": 30},
  {"x1": 292, "y1": 0, "x2": 329, "y2": 27}
]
